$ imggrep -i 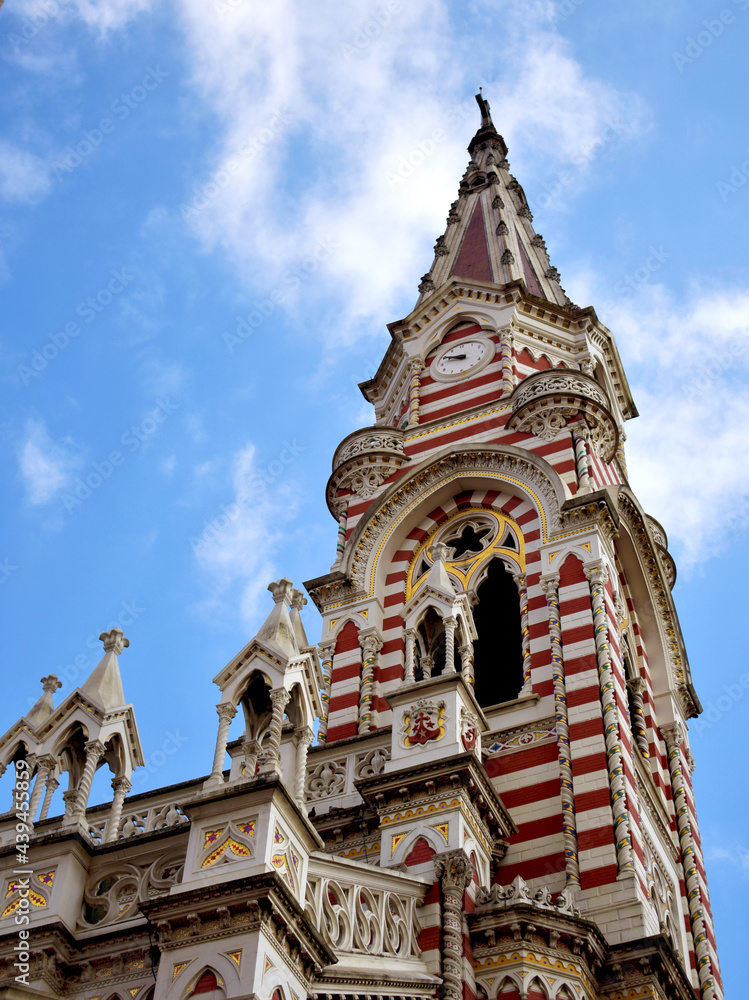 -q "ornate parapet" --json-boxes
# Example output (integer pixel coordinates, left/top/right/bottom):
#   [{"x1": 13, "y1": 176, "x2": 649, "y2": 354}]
[
  {"x1": 326, "y1": 426, "x2": 408, "y2": 515},
  {"x1": 508, "y1": 370, "x2": 619, "y2": 461}
]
